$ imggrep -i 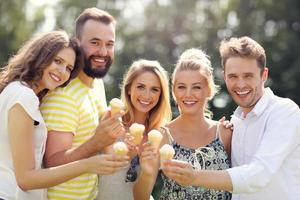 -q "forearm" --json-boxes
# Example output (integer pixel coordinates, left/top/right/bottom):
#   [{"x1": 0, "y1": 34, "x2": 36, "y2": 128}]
[
  {"x1": 17, "y1": 159, "x2": 89, "y2": 191},
  {"x1": 44, "y1": 138, "x2": 100, "y2": 167},
  {"x1": 133, "y1": 171, "x2": 156, "y2": 200},
  {"x1": 194, "y1": 170, "x2": 233, "y2": 192}
]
